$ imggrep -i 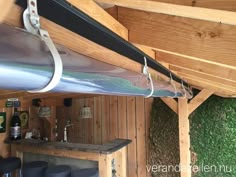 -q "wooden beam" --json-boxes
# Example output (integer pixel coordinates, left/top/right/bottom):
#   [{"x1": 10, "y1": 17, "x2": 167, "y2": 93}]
[
  {"x1": 188, "y1": 89, "x2": 214, "y2": 114},
  {"x1": 118, "y1": 7, "x2": 236, "y2": 68},
  {"x1": 96, "y1": 0, "x2": 236, "y2": 26},
  {"x1": 155, "y1": 51, "x2": 236, "y2": 81},
  {"x1": 0, "y1": 0, "x2": 14, "y2": 23},
  {"x1": 160, "y1": 97, "x2": 178, "y2": 114},
  {"x1": 149, "y1": 0, "x2": 236, "y2": 12},
  {"x1": 170, "y1": 65, "x2": 236, "y2": 88},
  {"x1": 178, "y1": 98, "x2": 191, "y2": 177},
  {"x1": 181, "y1": 73, "x2": 236, "y2": 94},
  {"x1": 67, "y1": 0, "x2": 128, "y2": 39}
]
